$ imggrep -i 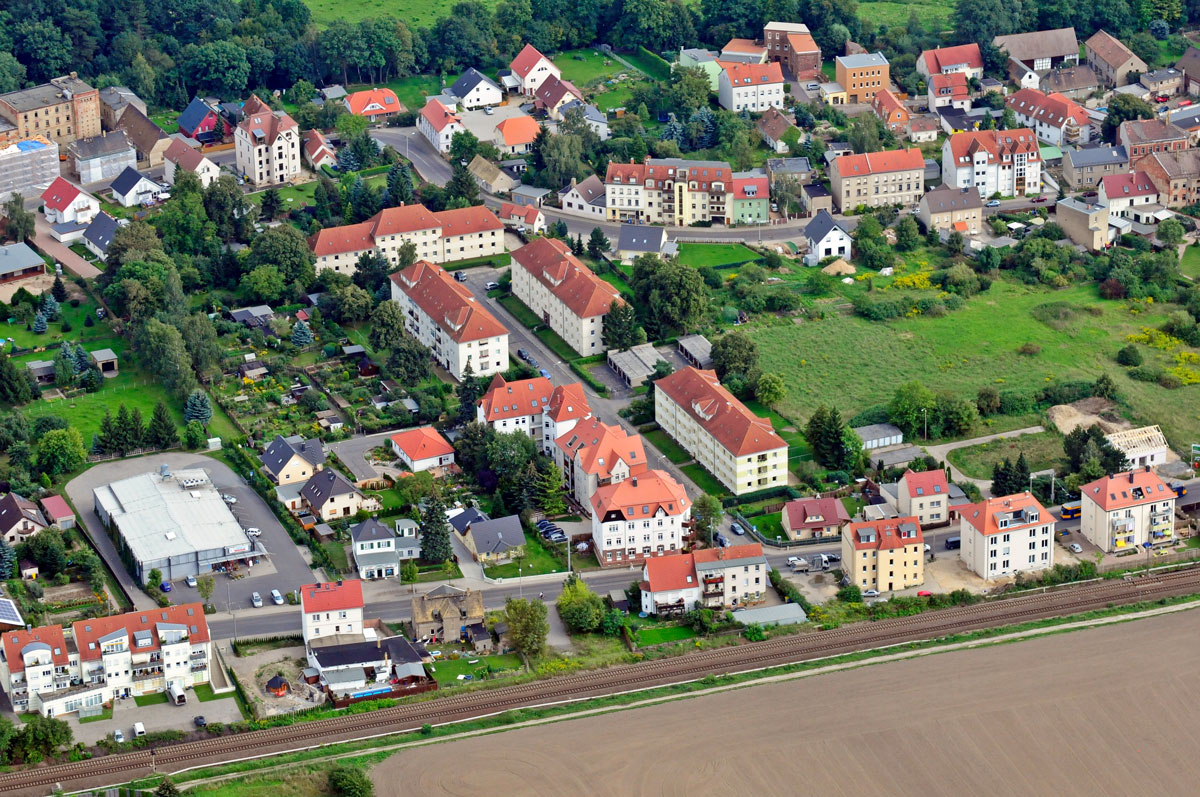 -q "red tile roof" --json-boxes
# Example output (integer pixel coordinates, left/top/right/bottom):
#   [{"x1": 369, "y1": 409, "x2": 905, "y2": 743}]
[
  {"x1": 420, "y1": 98, "x2": 461, "y2": 133},
  {"x1": 437, "y1": 204, "x2": 503, "y2": 238},
  {"x1": 556, "y1": 418, "x2": 646, "y2": 479},
  {"x1": 511, "y1": 44, "x2": 555, "y2": 80},
  {"x1": 946, "y1": 129, "x2": 1040, "y2": 166},
  {"x1": 495, "y1": 115, "x2": 541, "y2": 147},
  {"x1": 873, "y1": 90, "x2": 909, "y2": 125},
  {"x1": 478, "y1": 375, "x2": 554, "y2": 422},
  {"x1": 654, "y1": 367, "x2": 787, "y2": 456},
  {"x1": 500, "y1": 202, "x2": 541, "y2": 225},
  {"x1": 591, "y1": 470, "x2": 690, "y2": 519},
  {"x1": 300, "y1": 581, "x2": 364, "y2": 614},
  {"x1": 390, "y1": 426, "x2": 454, "y2": 461},
  {"x1": 41, "y1": 177, "x2": 82, "y2": 212},
  {"x1": 302, "y1": 130, "x2": 336, "y2": 165},
  {"x1": 930, "y1": 72, "x2": 969, "y2": 100},
  {"x1": 1006, "y1": 89, "x2": 1089, "y2": 128},
  {"x1": 900, "y1": 469, "x2": 949, "y2": 499},
  {"x1": 389, "y1": 261, "x2": 508, "y2": 343},
  {"x1": 1081, "y1": 469, "x2": 1172, "y2": 511},
  {"x1": 784, "y1": 497, "x2": 850, "y2": 530},
  {"x1": 960, "y1": 493, "x2": 1050, "y2": 536},
  {"x1": 921, "y1": 44, "x2": 983, "y2": 74},
  {"x1": 308, "y1": 221, "x2": 375, "y2": 258},
  {"x1": 164, "y1": 138, "x2": 210, "y2": 172},
  {"x1": 847, "y1": 517, "x2": 924, "y2": 551},
  {"x1": 606, "y1": 161, "x2": 647, "y2": 184},
  {"x1": 345, "y1": 88, "x2": 403, "y2": 117},
  {"x1": 833, "y1": 147, "x2": 925, "y2": 177},
  {"x1": 511, "y1": 236, "x2": 622, "y2": 319},
  {"x1": 371, "y1": 204, "x2": 442, "y2": 237},
  {"x1": 720, "y1": 61, "x2": 784, "y2": 85},
  {"x1": 1100, "y1": 171, "x2": 1158, "y2": 198},
  {"x1": 644, "y1": 552, "x2": 697, "y2": 592},
  {"x1": 39, "y1": 494, "x2": 73, "y2": 522},
  {"x1": 733, "y1": 175, "x2": 768, "y2": 200},
  {"x1": 308, "y1": 203, "x2": 501, "y2": 257},
  {"x1": 546, "y1": 383, "x2": 591, "y2": 423},
  {"x1": 692, "y1": 542, "x2": 764, "y2": 565},
  {"x1": 721, "y1": 38, "x2": 766, "y2": 55},
  {"x1": 237, "y1": 95, "x2": 297, "y2": 144},
  {"x1": 1, "y1": 624, "x2": 69, "y2": 673},
  {"x1": 787, "y1": 32, "x2": 819, "y2": 54},
  {"x1": 1085, "y1": 30, "x2": 1138, "y2": 70},
  {"x1": 73, "y1": 603, "x2": 210, "y2": 662}
]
